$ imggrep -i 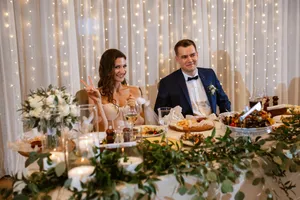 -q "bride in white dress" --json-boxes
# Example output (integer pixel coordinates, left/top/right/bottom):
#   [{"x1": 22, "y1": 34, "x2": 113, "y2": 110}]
[{"x1": 81, "y1": 49, "x2": 146, "y2": 131}]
